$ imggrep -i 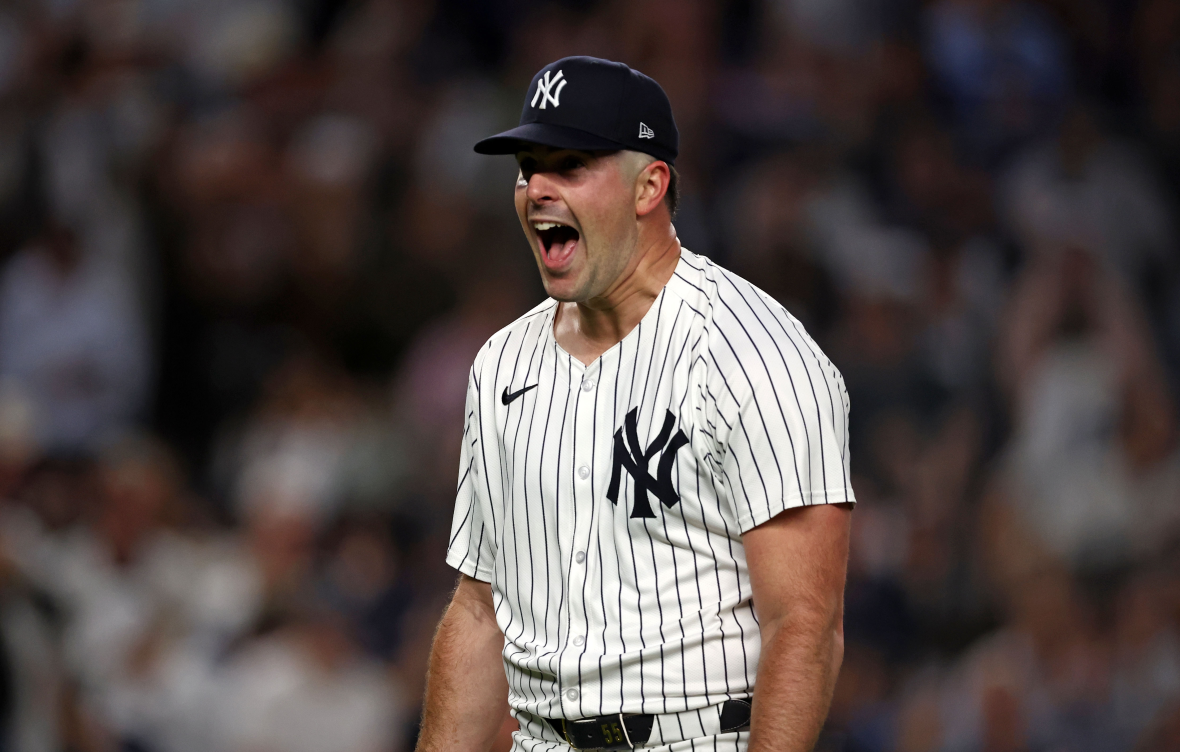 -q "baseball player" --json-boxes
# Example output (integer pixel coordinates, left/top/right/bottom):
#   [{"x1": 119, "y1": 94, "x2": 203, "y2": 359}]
[{"x1": 417, "y1": 57, "x2": 854, "y2": 752}]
